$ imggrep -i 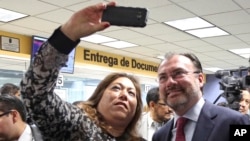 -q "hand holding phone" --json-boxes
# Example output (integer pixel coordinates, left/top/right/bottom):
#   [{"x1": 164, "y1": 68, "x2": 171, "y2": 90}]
[{"x1": 102, "y1": 6, "x2": 148, "y2": 27}]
